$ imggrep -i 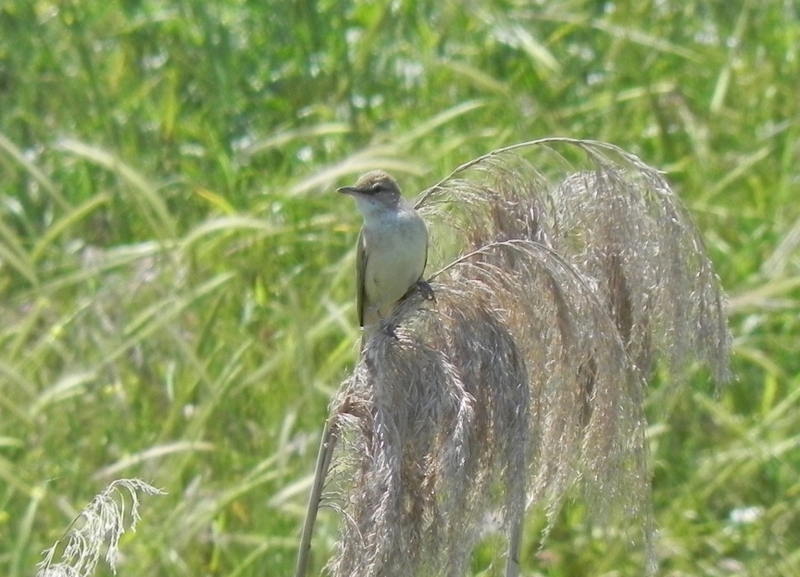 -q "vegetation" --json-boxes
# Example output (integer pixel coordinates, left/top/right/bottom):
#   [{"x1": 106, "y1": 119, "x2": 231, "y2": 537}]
[{"x1": 0, "y1": 1, "x2": 797, "y2": 576}]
